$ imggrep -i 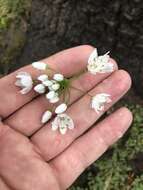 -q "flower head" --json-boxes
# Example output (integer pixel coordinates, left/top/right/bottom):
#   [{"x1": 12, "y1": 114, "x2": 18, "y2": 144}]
[
  {"x1": 91, "y1": 93, "x2": 111, "y2": 114},
  {"x1": 52, "y1": 113, "x2": 74, "y2": 135},
  {"x1": 15, "y1": 72, "x2": 33, "y2": 94},
  {"x1": 87, "y1": 49, "x2": 114, "y2": 75}
]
